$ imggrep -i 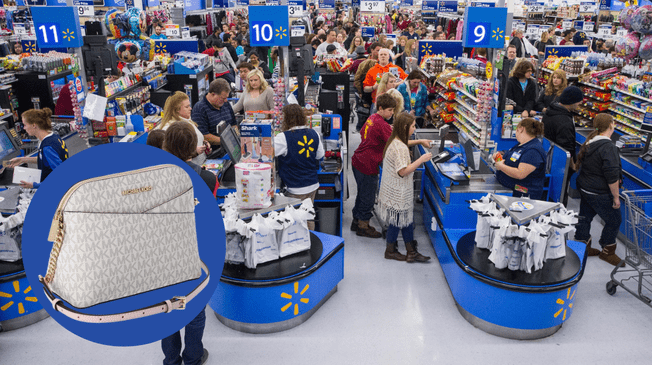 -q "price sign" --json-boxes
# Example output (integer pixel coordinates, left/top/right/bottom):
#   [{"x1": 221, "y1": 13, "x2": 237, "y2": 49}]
[
  {"x1": 289, "y1": 5, "x2": 303, "y2": 16},
  {"x1": 31, "y1": 6, "x2": 83, "y2": 49},
  {"x1": 166, "y1": 24, "x2": 180, "y2": 37},
  {"x1": 562, "y1": 20, "x2": 573, "y2": 29},
  {"x1": 598, "y1": 25, "x2": 612, "y2": 36},
  {"x1": 574, "y1": 21, "x2": 584, "y2": 30},
  {"x1": 583, "y1": 21, "x2": 594, "y2": 32},
  {"x1": 528, "y1": 4, "x2": 544, "y2": 13},
  {"x1": 76, "y1": 5, "x2": 94, "y2": 17},
  {"x1": 319, "y1": 0, "x2": 335, "y2": 9},
  {"x1": 14, "y1": 23, "x2": 28, "y2": 36},
  {"x1": 527, "y1": 25, "x2": 540, "y2": 35},
  {"x1": 361, "y1": 26, "x2": 375, "y2": 38},
  {"x1": 181, "y1": 27, "x2": 191, "y2": 39},
  {"x1": 438, "y1": 1, "x2": 457, "y2": 12},
  {"x1": 249, "y1": 5, "x2": 289, "y2": 47},
  {"x1": 422, "y1": 1, "x2": 438, "y2": 11},
  {"x1": 266, "y1": 0, "x2": 280, "y2": 5},
  {"x1": 516, "y1": 23, "x2": 526, "y2": 31},
  {"x1": 402, "y1": 0, "x2": 414, "y2": 5},
  {"x1": 291, "y1": 25, "x2": 305, "y2": 37},
  {"x1": 361, "y1": 0, "x2": 384, "y2": 12},
  {"x1": 579, "y1": 2, "x2": 597, "y2": 12},
  {"x1": 470, "y1": 2, "x2": 495, "y2": 7},
  {"x1": 463, "y1": 7, "x2": 507, "y2": 48},
  {"x1": 644, "y1": 106, "x2": 652, "y2": 125},
  {"x1": 616, "y1": 28, "x2": 627, "y2": 37},
  {"x1": 599, "y1": 0, "x2": 611, "y2": 11}
]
